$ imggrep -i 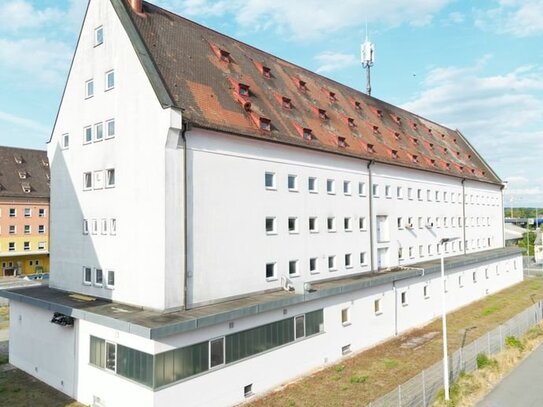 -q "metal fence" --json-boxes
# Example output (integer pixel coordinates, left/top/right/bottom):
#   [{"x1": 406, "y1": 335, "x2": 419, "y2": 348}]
[{"x1": 368, "y1": 301, "x2": 543, "y2": 407}]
